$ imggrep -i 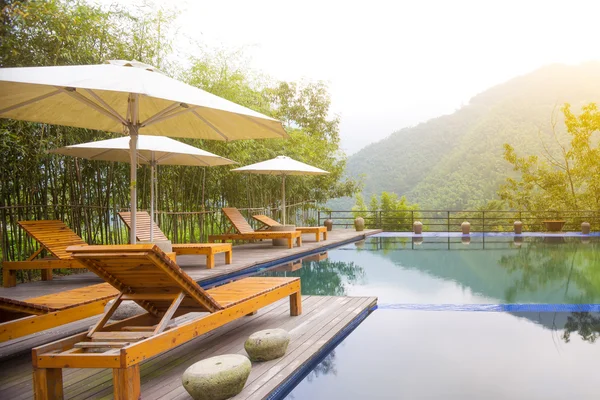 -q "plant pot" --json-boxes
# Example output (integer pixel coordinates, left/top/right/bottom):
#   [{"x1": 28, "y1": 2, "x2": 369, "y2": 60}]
[
  {"x1": 324, "y1": 219, "x2": 333, "y2": 232},
  {"x1": 413, "y1": 221, "x2": 423, "y2": 234},
  {"x1": 543, "y1": 220, "x2": 565, "y2": 232},
  {"x1": 354, "y1": 217, "x2": 365, "y2": 232},
  {"x1": 514, "y1": 221, "x2": 523, "y2": 234},
  {"x1": 581, "y1": 222, "x2": 591, "y2": 235},
  {"x1": 461, "y1": 221, "x2": 470, "y2": 235}
]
